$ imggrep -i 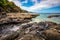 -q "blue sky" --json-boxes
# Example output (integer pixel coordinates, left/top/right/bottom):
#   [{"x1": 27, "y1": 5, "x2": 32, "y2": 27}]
[
  {"x1": 19, "y1": 0, "x2": 41, "y2": 7},
  {"x1": 34, "y1": 6, "x2": 60, "y2": 13},
  {"x1": 8, "y1": 0, "x2": 60, "y2": 13},
  {"x1": 19, "y1": 0, "x2": 34, "y2": 7}
]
